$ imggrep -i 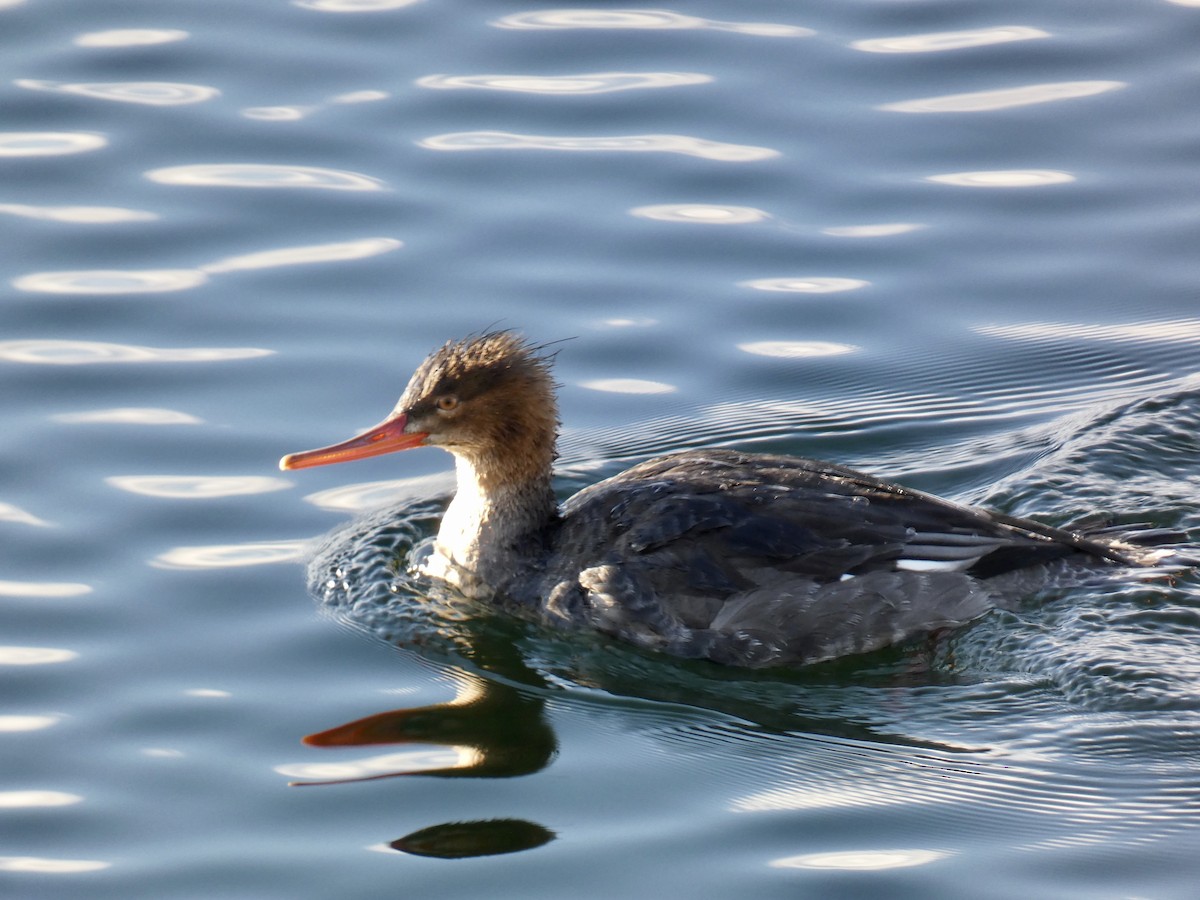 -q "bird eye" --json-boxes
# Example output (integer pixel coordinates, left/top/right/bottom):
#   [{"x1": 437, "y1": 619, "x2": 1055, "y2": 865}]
[{"x1": 436, "y1": 395, "x2": 459, "y2": 412}]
